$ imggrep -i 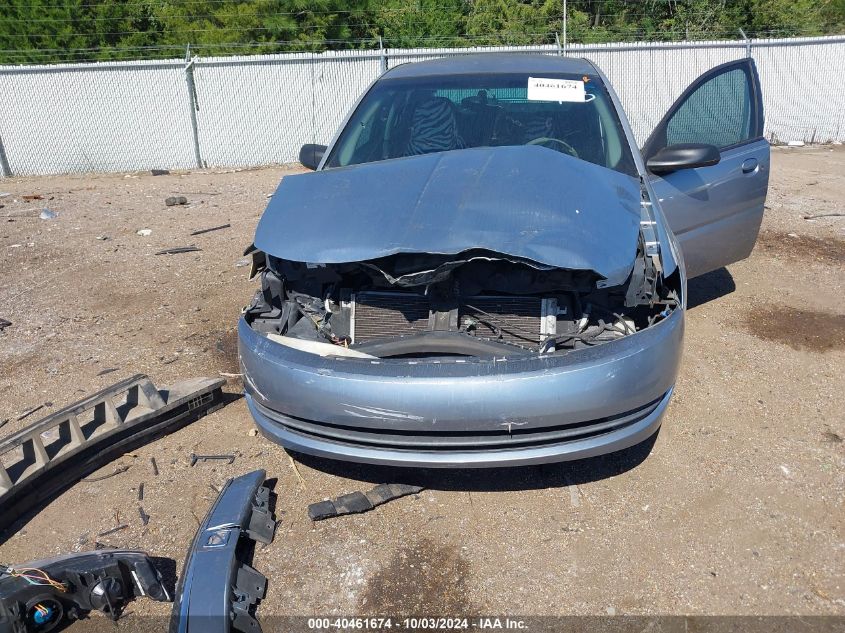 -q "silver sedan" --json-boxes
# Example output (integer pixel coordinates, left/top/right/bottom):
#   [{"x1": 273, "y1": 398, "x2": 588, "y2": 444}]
[{"x1": 239, "y1": 54, "x2": 769, "y2": 467}]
